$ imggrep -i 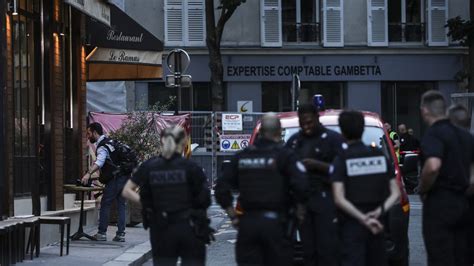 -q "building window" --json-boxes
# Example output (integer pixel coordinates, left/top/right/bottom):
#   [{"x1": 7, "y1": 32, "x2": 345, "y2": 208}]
[
  {"x1": 388, "y1": 0, "x2": 424, "y2": 43},
  {"x1": 261, "y1": 0, "x2": 343, "y2": 47},
  {"x1": 282, "y1": 0, "x2": 320, "y2": 43},
  {"x1": 262, "y1": 82, "x2": 345, "y2": 112},
  {"x1": 164, "y1": 0, "x2": 206, "y2": 47}
]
